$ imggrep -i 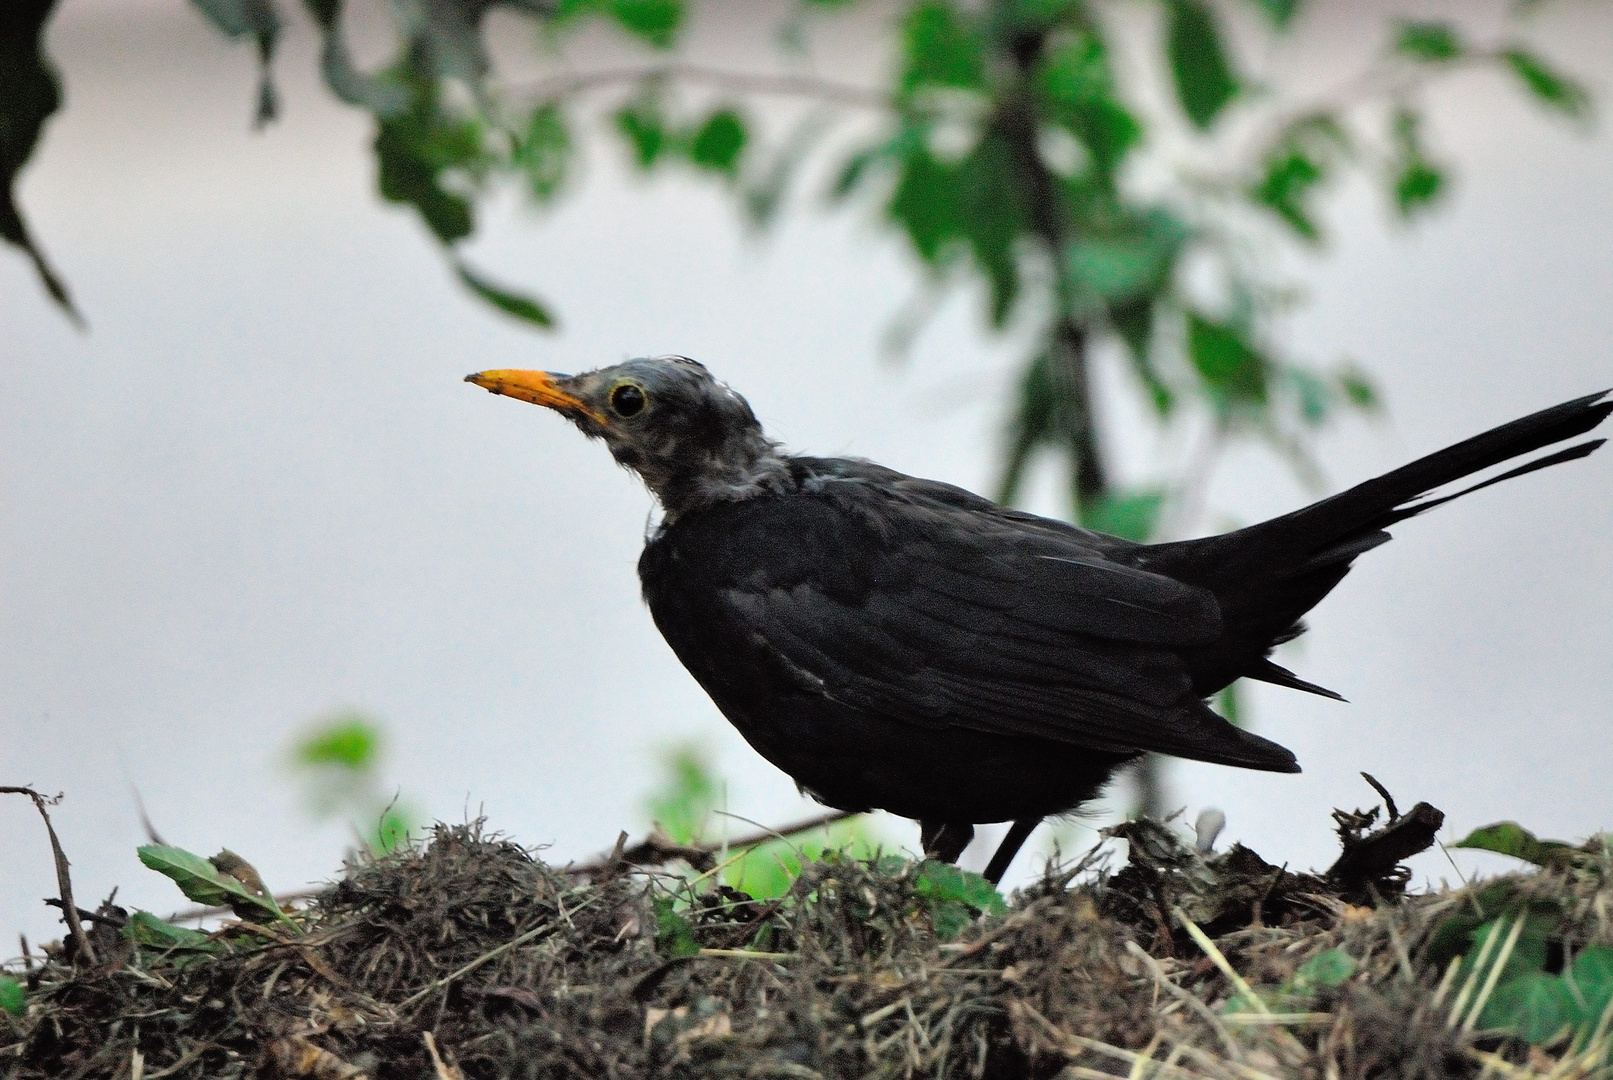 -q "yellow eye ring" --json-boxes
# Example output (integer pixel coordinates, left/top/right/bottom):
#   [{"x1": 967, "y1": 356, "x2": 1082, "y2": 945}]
[{"x1": 610, "y1": 382, "x2": 647, "y2": 417}]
